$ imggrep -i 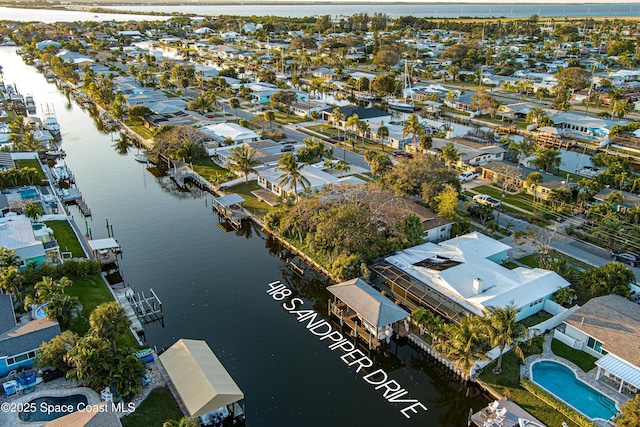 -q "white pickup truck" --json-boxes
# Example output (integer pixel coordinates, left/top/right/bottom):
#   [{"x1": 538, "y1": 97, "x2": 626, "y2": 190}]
[{"x1": 458, "y1": 171, "x2": 479, "y2": 183}]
